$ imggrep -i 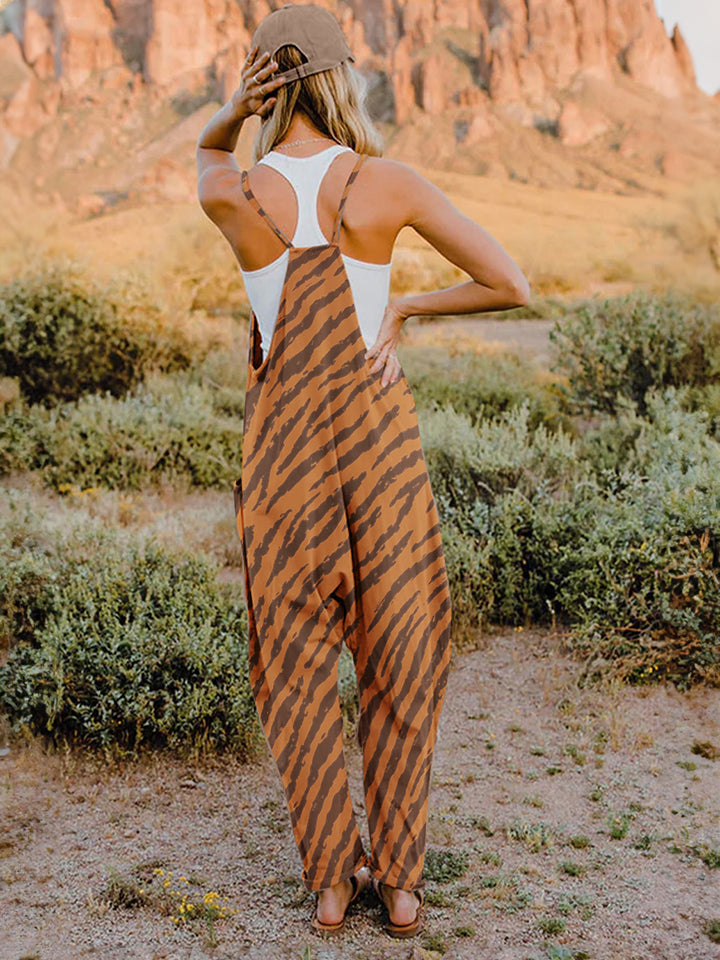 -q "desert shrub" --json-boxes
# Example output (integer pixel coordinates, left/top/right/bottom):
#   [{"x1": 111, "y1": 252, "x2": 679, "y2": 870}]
[
  {"x1": 438, "y1": 518, "x2": 493, "y2": 644},
  {"x1": 560, "y1": 392, "x2": 720, "y2": 687},
  {"x1": 43, "y1": 381, "x2": 243, "y2": 491},
  {"x1": 424, "y1": 848, "x2": 469, "y2": 883},
  {"x1": 420, "y1": 401, "x2": 588, "y2": 511},
  {"x1": 427, "y1": 434, "x2": 589, "y2": 628},
  {"x1": 0, "y1": 409, "x2": 49, "y2": 475},
  {"x1": 562, "y1": 514, "x2": 720, "y2": 690},
  {"x1": 553, "y1": 466, "x2": 720, "y2": 690},
  {"x1": 404, "y1": 347, "x2": 563, "y2": 428},
  {"x1": 578, "y1": 387, "x2": 720, "y2": 481},
  {"x1": 424, "y1": 392, "x2": 720, "y2": 685},
  {"x1": 0, "y1": 523, "x2": 260, "y2": 757},
  {"x1": 549, "y1": 290, "x2": 720, "y2": 415},
  {"x1": 0, "y1": 552, "x2": 58, "y2": 651},
  {"x1": 477, "y1": 490, "x2": 566, "y2": 626},
  {"x1": 440, "y1": 479, "x2": 719, "y2": 685},
  {"x1": 688, "y1": 384, "x2": 720, "y2": 435},
  {"x1": 420, "y1": 403, "x2": 589, "y2": 629},
  {"x1": 177, "y1": 348, "x2": 247, "y2": 419},
  {"x1": 0, "y1": 261, "x2": 200, "y2": 406},
  {"x1": 0, "y1": 379, "x2": 243, "y2": 490},
  {"x1": 437, "y1": 489, "x2": 580, "y2": 633}
]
